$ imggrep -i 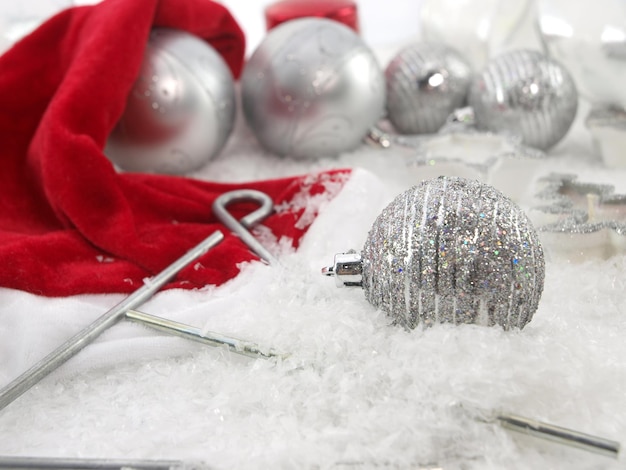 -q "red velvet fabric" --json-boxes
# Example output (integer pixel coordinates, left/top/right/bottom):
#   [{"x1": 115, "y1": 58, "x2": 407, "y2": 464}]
[{"x1": 0, "y1": 0, "x2": 348, "y2": 296}]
